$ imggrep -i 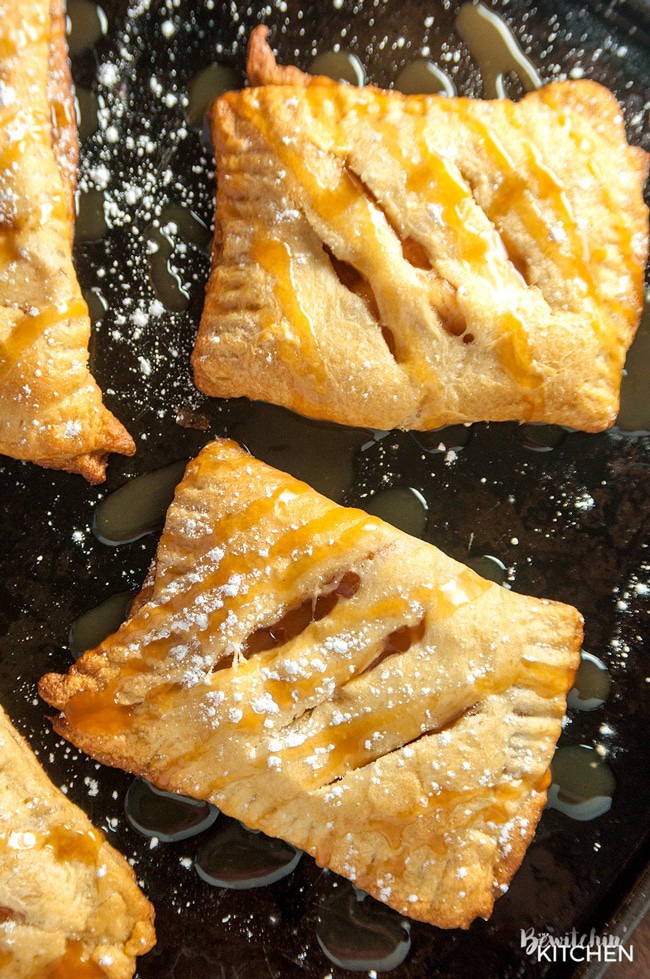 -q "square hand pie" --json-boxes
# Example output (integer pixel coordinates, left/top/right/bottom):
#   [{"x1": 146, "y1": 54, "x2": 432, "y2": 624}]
[
  {"x1": 0, "y1": 0, "x2": 134, "y2": 483},
  {"x1": 0, "y1": 704, "x2": 154, "y2": 977},
  {"x1": 40, "y1": 439, "x2": 582, "y2": 928},
  {"x1": 192, "y1": 27, "x2": 649, "y2": 433}
]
